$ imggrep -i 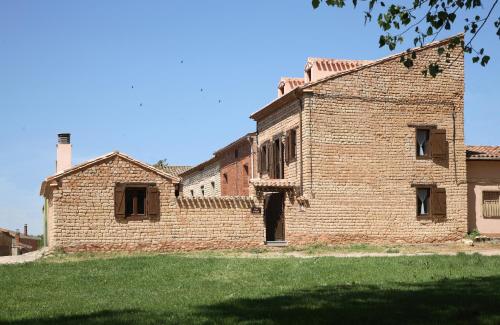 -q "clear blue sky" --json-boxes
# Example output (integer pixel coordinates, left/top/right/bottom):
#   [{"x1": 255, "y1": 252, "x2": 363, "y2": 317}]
[{"x1": 0, "y1": 1, "x2": 498, "y2": 234}]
